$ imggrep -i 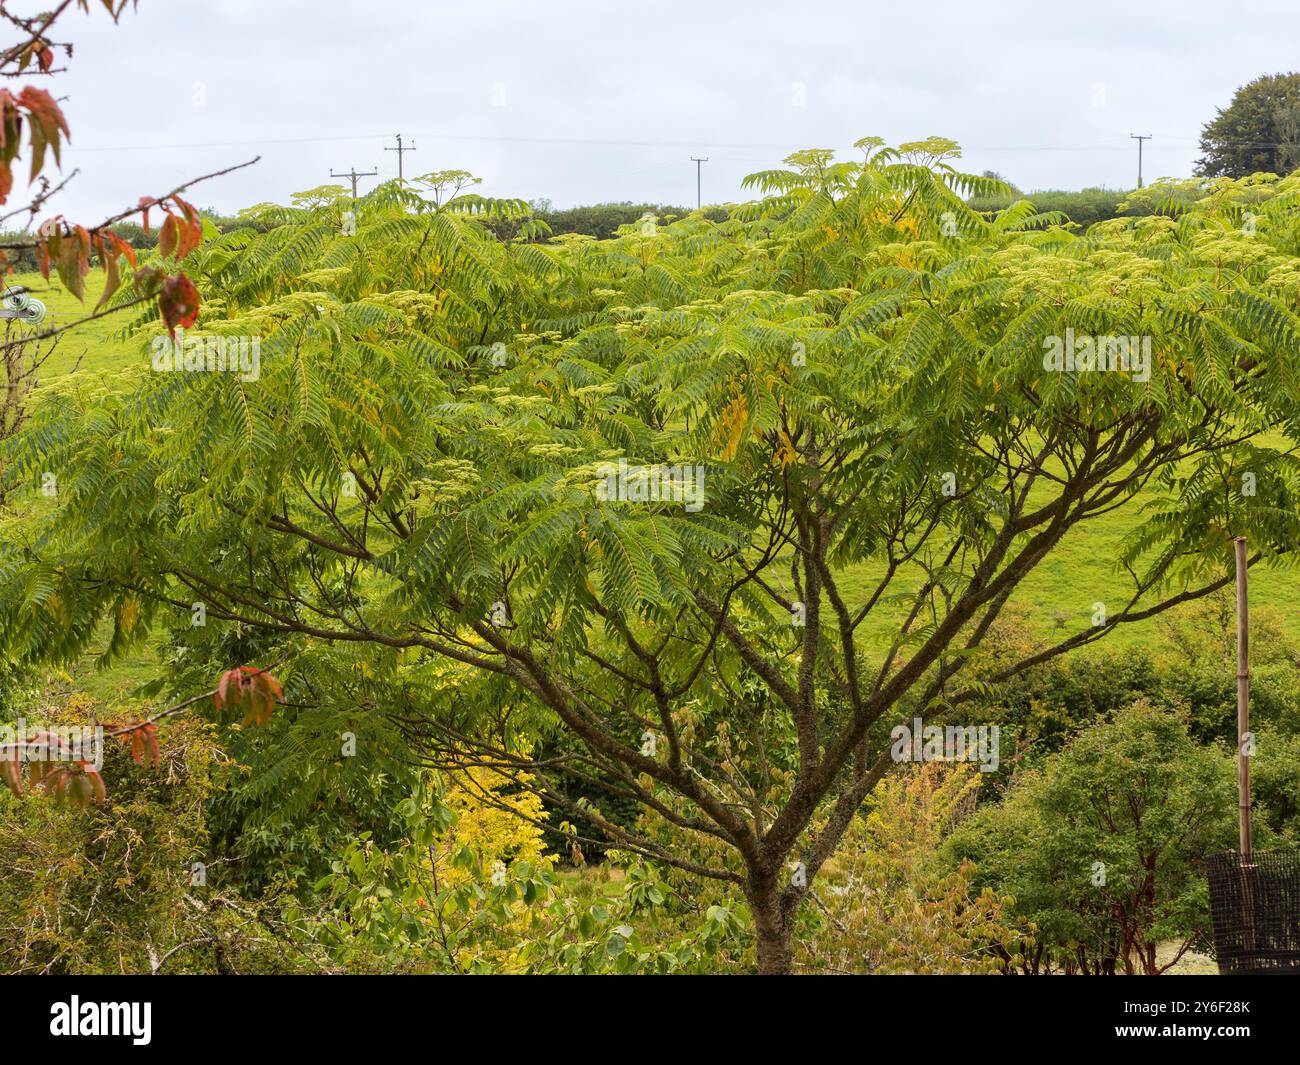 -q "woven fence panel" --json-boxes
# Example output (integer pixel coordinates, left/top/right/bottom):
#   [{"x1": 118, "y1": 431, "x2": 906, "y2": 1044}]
[{"x1": 1206, "y1": 850, "x2": 1300, "y2": 974}]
